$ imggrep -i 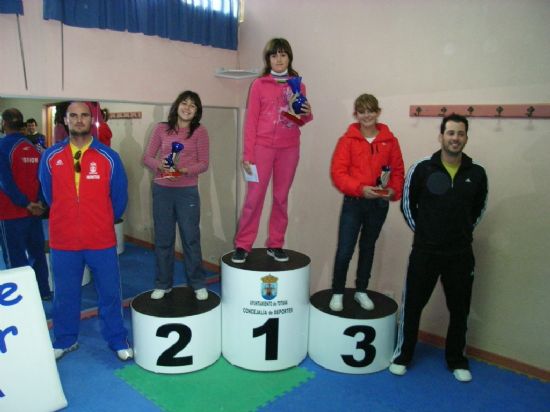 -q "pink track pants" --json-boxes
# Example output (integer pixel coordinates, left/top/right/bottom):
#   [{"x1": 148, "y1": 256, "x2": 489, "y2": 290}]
[{"x1": 234, "y1": 144, "x2": 300, "y2": 251}]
